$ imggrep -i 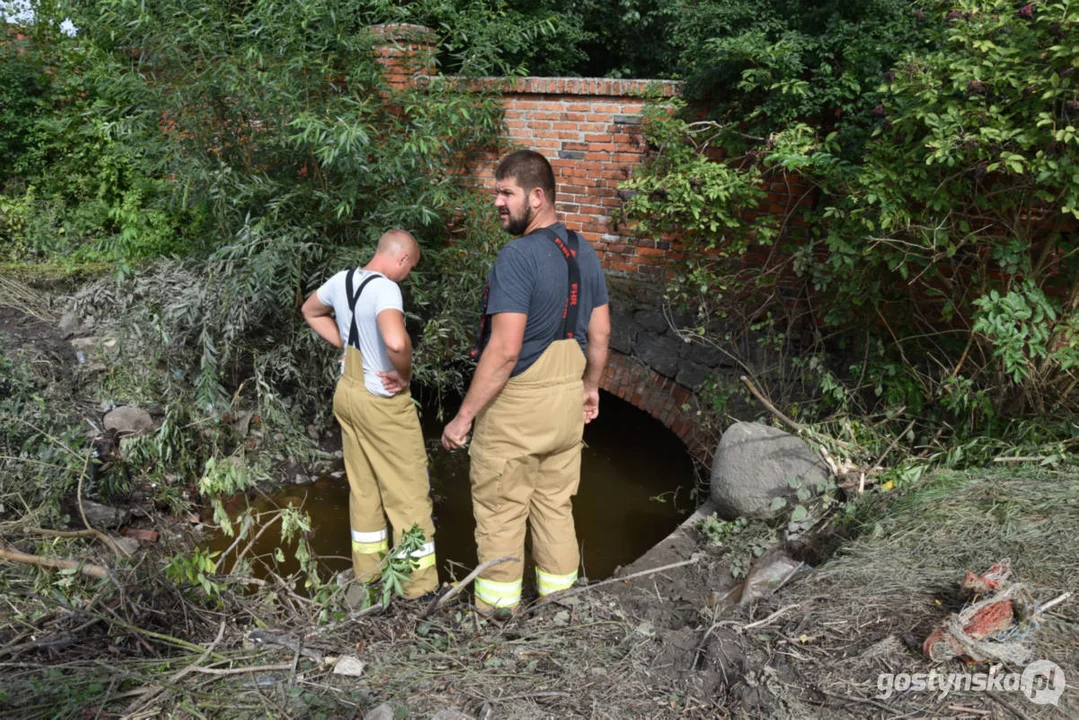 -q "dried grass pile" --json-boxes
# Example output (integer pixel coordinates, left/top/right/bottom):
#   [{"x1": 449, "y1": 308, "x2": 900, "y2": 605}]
[{"x1": 725, "y1": 466, "x2": 1078, "y2": 718}]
